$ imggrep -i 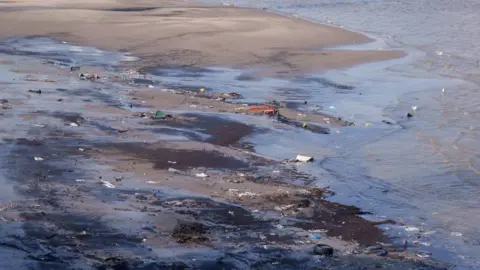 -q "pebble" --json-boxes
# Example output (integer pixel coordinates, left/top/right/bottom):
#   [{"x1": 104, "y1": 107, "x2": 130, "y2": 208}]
[{"x1": 313, "y1": 244, "x2": 334, "y2": 256}]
